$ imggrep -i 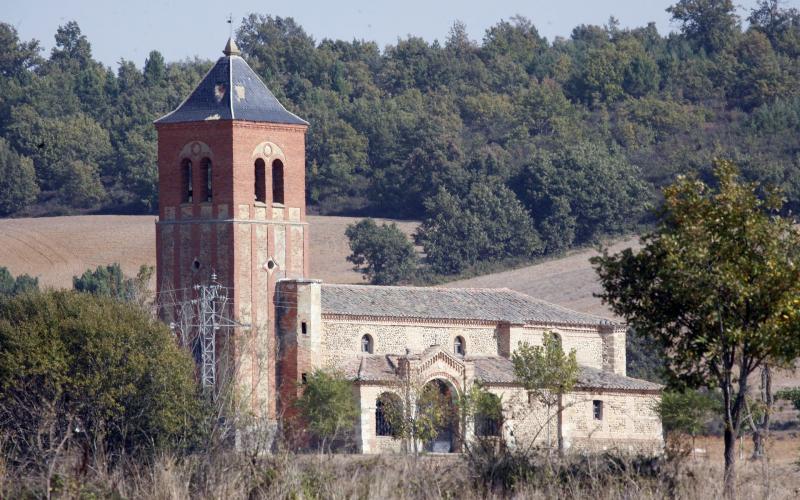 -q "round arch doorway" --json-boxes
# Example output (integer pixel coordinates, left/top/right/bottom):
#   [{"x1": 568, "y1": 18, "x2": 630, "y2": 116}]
[{"x1": 421, "y1": 379, "x2": 459, "y2": 453}]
